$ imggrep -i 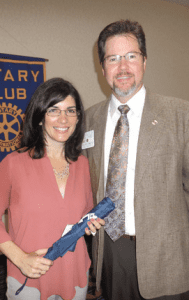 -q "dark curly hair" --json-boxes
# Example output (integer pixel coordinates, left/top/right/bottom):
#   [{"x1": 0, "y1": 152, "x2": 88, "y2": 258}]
[{"x1": 18, "y1": 77, "x2": 84, "y2": 162}]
